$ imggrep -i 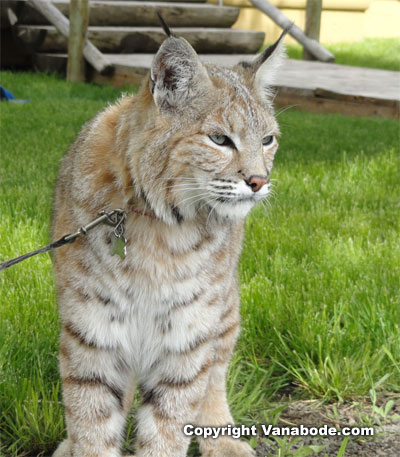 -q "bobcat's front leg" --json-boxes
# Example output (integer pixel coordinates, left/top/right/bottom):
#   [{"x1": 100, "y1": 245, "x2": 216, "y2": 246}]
[
  {"x1": 197, "y1": 293, "x2": 255, "y2": 457},
  {"x1": 52, "y1": 321, "x2": 134, "y2": 457},
  {"x1": 135, "y1": 340, "x2": 214, "y2": 457}
]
